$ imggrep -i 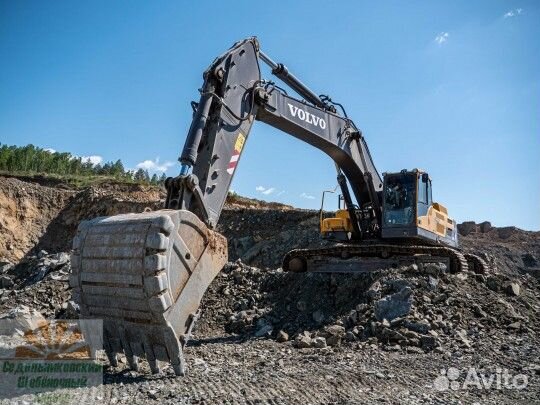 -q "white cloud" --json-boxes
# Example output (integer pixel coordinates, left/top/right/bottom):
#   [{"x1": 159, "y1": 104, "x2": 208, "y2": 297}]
[
  {"x1": 276, "y1": 190, "x2": 285, "y2": 197},
  {"x1": 255, "y1": 185, "x2": 276, "y2": 195},
  {"x1": 44, "y1": 148, "x2": 56, "y2": 153},
  {"x1": 300, "y1": 192, "x2": 315, "y2": 200},
  {"x1": 136, "y1": 157, "x2": 174, "y2": 173},
  {"x1": 504, "y1": 8, "x2": 523, "y2": 18},
  {"x1": 81, "y1": 155, "x2": 103, "y2": 166},
  {"x1": 435, "y1": 32, "x2": 449, "y2": 45}
]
